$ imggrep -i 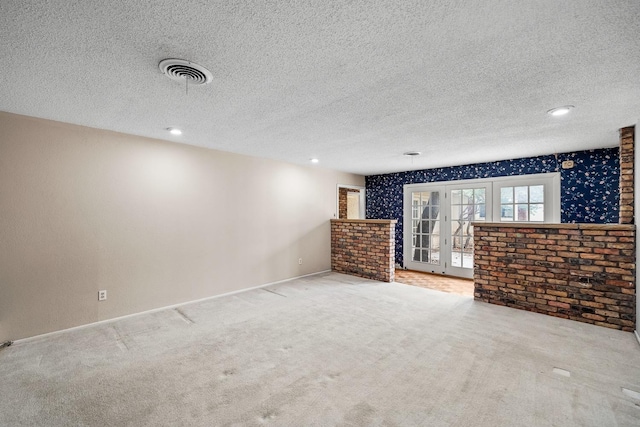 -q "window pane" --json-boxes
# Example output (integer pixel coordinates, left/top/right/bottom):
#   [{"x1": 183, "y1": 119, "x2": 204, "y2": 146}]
[
  {"x1": 530, "y1": 185, "x2": 544, "y2": 203},
  {"x1": 451, "y1": 190, "x2": 461, "y2": 204},
  {"x1": 530, "y1": 204, "x2": 544, "y2": 221},
  {"x1": 475, "y1": 204, "x2": 486, "y2": 220},
  {"x1": 451, "y1": 204, "x2": 461, "y2": 220},
  {"x1": 462, "y1": 189, "x2": 474, "y2": 202},
  {"x1": 462, "y1": 204, "x2": 473, "y2": 221},
  {"x1": 430, "y1": 232, "x2": 439, "y2": 263},
  {"x1": 463, "y1": 250, "x2": 473, "y2": 268},
  {"x1": 461, "y1": 220, "x2": 471, "y2": 239},
  {"x1": 430, "y1": 191, "x2": 440, "y2": 206},
  {"x1": 474, "y1": 189, "x2": 485, "y2": 204},
  {"x1": 462, "y1": 252, "x2": 473, "y2": 268},
  {"x1": 516, "y1": 204, "x2": 529, "y2": 221},
  {"x1": 451, "y1": 221, "x2": 461, "y2": 239},
  {"x1": 501, "y1": 187, "x2": 513, "y2": 203},
  {"x1": 515, "y1": 186, "x2": 529, "y2": 203},
  {"x1": 452, "y1": 252, "x2": 462, "y2": 267},
  {"x1": 501, "y1": 204, "x2": 513, "y2": 221}
]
